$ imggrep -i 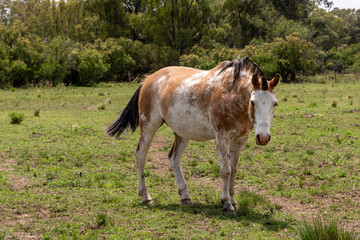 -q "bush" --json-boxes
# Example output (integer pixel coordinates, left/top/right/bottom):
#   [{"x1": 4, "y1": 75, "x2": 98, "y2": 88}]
[
  {"x1": 93, "y1": 38, "x2": 135, "y2": 81},
  {"x1": 180, "y1": 43, "x2": 238, "y2": 69},
  {"x1": 68, "y1": 46, "x2": 109, "y2": 86},
  {"x1": 36, "y1": 37, "x2": 74, "y2": 86},
  {"x1": 116, "y1": 38, "x2": 179, "y2": 74},
  {"x1": 9, "y1": 112, "x2": 25, "y2": 124},
  {"x1": 239, "y1": 33, "x2": 319, "y2": 82}
]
